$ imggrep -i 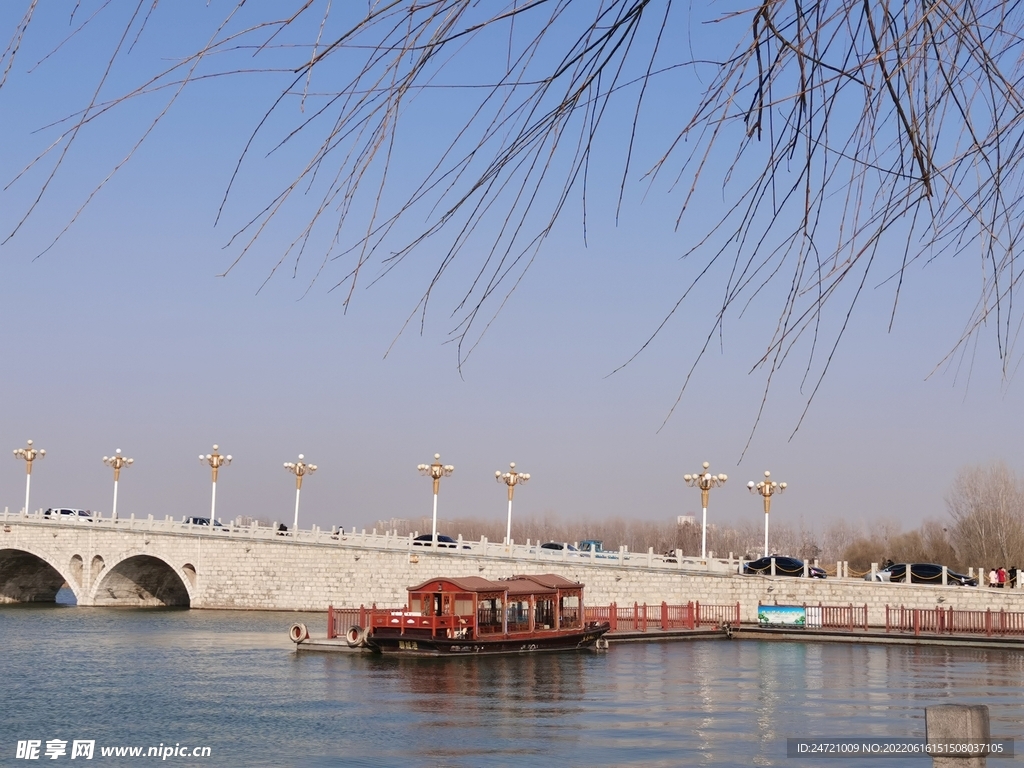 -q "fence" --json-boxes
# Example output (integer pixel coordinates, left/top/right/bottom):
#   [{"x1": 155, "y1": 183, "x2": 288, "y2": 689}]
[
  {"x1": 804, "y1": 603, "x2": 869, "y2": 631},
  {"x1": 583, "y1": 602, "x2": 740, "y2": 631},
  {"x1": 329, "y1": 602, "x2": 1024, "y2": 639},
  {"x1": 328, "y1": 601, "x2": 740, "y2": 637},
  {"x1": 885, "y1": 606, "x2": 1024, "y2": 637}
]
